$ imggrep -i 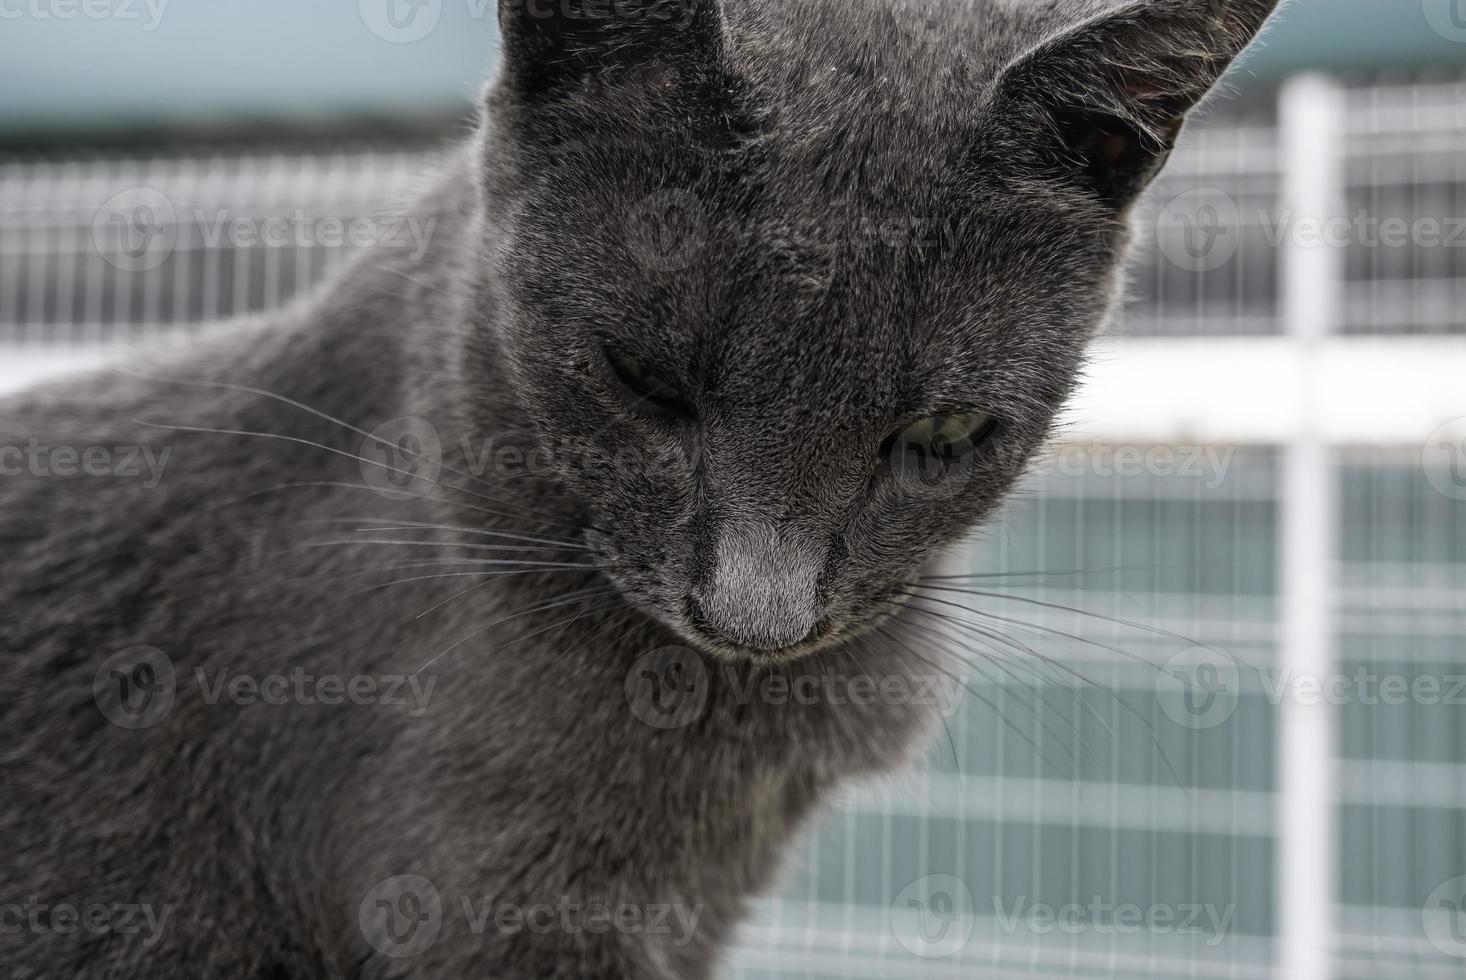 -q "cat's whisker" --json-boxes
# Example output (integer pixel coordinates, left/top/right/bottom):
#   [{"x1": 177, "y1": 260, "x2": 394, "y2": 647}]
[
  {"x1": 938, "y1": 612, "x2": 1120, "y2": 745},
  {"x1": 339, "y1": 568, "x2": 610, "y2": 598},
  {"x1": 899, "y1": 605, "x2": 1089, "y2": 708},
  {"x1": 902, "y1": 596, "x2": 1126, "y2": 704},
  {"x1": 132, "y1": 418, "x2": 583, "y2": 535},
  {"x1": 885, "y1": 613, "x2": 1103, "y2": 779},
  {"x1": 486, "y1": 600, "x2": 633, "y2": 673},
  {"x1": 901, "y1": 587, "x2": 1174, "y2": 672},
  {"x1": 336, "y1": 557, "x2": 609, "y2": 573},
  {"x1": 871, "y1": 620, "x2": 1079, "y2": 781},
  {"x1": 917, "y1": 558, "x2": 1204, "y2": 586},
  {"x1": 299, "y1": 517, "x2": 589, "y2": 550},
  {"x1": 301, "y1": 543, "x2": 601, "y2": 571},
  {"x1": 123, "y1": 371, "x2": 567, "y2": 523},
  {"x1": 849, "y1": 633, "x2": 962, "y2": 776},
  {"x1": 337, "y1": 530, "x2": 586, "y2": 552},
  {"x1": 903, "y1": 581, "x2": 1219, "y2": 654},
  {"x1": 416, "y1": 590, "x2": 625, "y2": 676},
  {"x1": 214, "y1": 479, "x2": 592, "y2": 536},
  {"x1": 412, "y1": 559, "x2": 614, "y2": 618},
  {"x1": 890, "y1": 609, "x2": 1111, "y2": 780},
  {"x1": 897, "y1": 597, "x2": 1185, "y2": 790},
  {"x1": 301, "y1": 538, "x2": 588, "y2": 556},
  {"x1": 560, "y1": 608, "x2": 647, "y2": 674},
  {"x1": 538, "y1": 588, "x2": 617, "y2": 643}
]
